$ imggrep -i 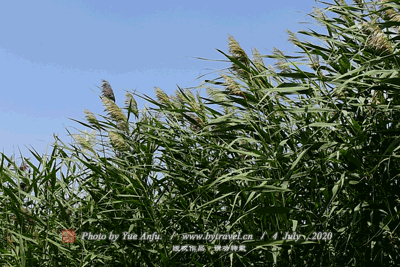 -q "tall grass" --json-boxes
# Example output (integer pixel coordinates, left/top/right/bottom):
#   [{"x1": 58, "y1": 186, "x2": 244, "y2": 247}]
[{"x1": 1, "y1": 0, "x2": 400, "y2": 265}]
